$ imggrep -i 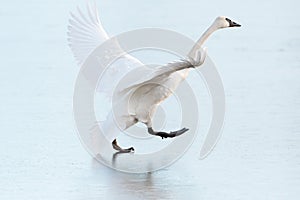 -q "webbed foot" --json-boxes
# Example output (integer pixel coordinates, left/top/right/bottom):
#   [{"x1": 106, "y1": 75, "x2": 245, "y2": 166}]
[
  {"x1": 148, "y1": 127, "x2": 189, "y2": 139},
  {"x1": 112, "y1": 139, "x2": 135, "y2": 153}
]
